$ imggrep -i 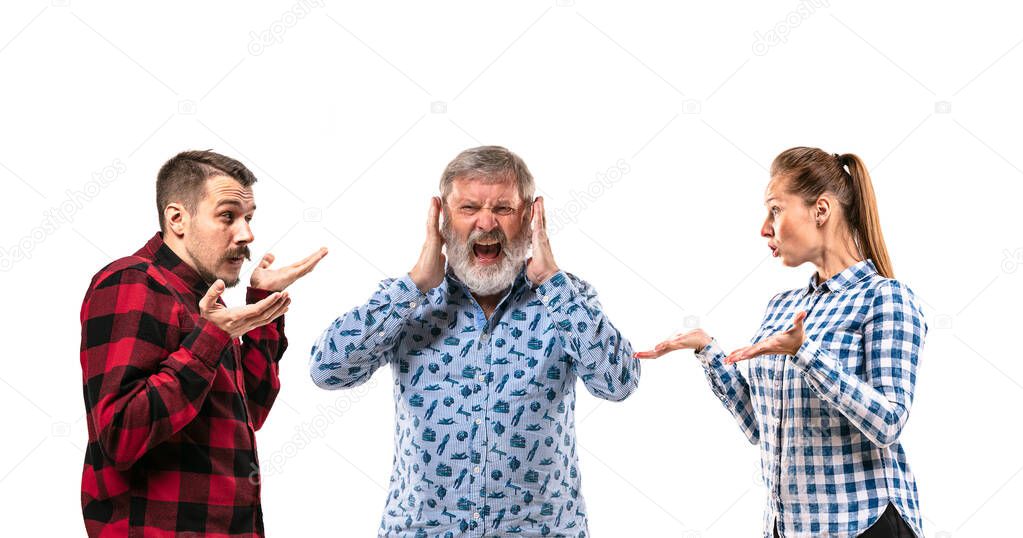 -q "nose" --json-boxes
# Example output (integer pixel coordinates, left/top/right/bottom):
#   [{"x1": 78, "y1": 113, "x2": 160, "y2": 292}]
[
  {"x1": 760, "y1": 215, "x2": 773, "y2": 239},
  {"x1": 475, "y1": 210, "x2": 499, "y2": 233},
  {"x1": 235, "y1": 220, "x2": 254, "y2": 245}
]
